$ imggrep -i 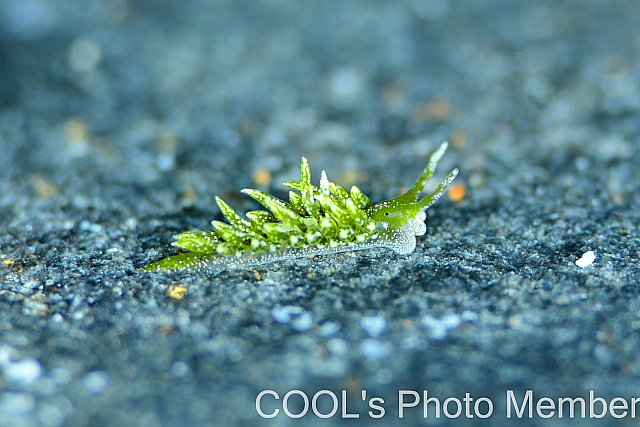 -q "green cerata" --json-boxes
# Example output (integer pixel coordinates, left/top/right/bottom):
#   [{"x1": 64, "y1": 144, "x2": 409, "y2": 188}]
[{"x1": 142, "y1": 141, "x2": 458, "y2": 272}]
